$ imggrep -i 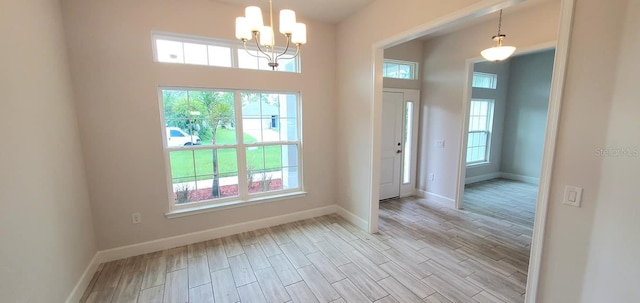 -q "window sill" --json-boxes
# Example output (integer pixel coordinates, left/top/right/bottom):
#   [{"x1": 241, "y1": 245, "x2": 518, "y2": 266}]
[
  {"x1": 165, "y1": 191, "x2": 307, "y2": 219},
  {"x1": 466, "y1": 161, "x2": 491, "y2": 168}
]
